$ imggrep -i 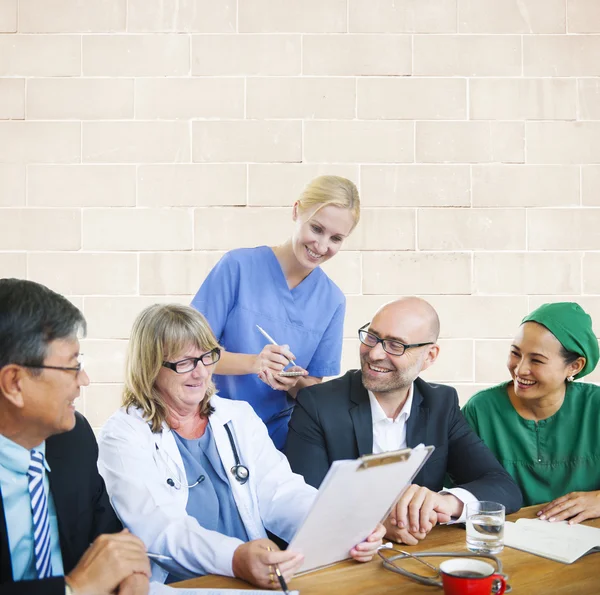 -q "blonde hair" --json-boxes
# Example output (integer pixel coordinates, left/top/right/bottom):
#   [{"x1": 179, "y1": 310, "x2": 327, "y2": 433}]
[
  {"x1": 296, "y1": 176, "x2": 360, "y2": 231},
  {"x1": 123, "y1": 304, "x2": 221, "y2": 433}
]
